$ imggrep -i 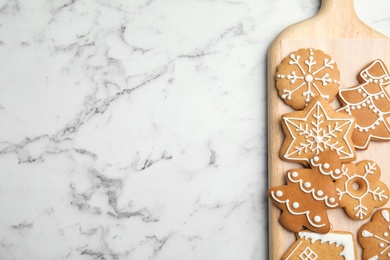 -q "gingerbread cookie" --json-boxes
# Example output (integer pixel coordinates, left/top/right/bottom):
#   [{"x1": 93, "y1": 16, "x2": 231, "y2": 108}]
[
  {"x1": 276, "y1": 48, "x2": 341, "y2": 110},
  {"x1": 268, "y1": 151, "x2": 341, "y2": 234},
  {"x1": 280, "y1": 96, "x2": 356, "y2": 166},
  {"x1": 334, "y1": 160, "x2": 389, "y2": 220},
  {"x1": 338, "y1": 59, "x2": 390, "y2": 149},
  {"x1": 358, "y1": 209, "x2": 390, "y2": 259},
  {"x1": 283, "y1": 231, "x2": 358, "y2": 260}
]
